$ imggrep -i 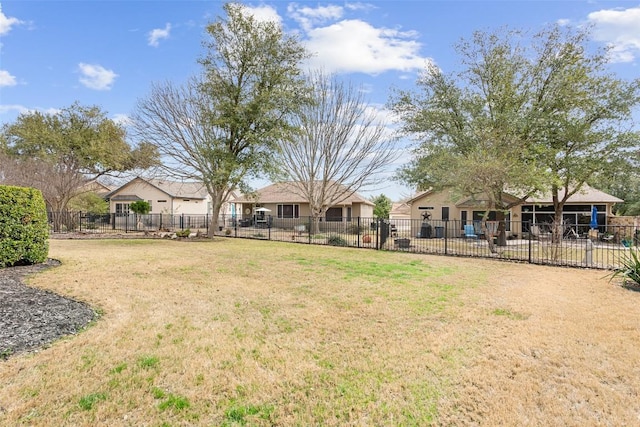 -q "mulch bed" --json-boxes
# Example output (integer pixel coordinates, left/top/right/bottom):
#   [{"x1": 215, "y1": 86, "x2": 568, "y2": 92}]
[{"x1": 0, "y1": 260, "x2": 96, "y2": 360}]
